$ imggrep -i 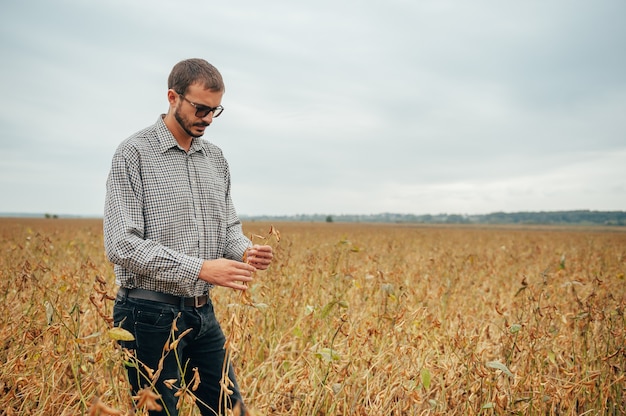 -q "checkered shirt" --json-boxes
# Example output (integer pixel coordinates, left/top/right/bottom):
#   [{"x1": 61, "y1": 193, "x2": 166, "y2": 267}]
[{"x1": 104, "y1": 115, "x2": 251, "y2": 297}]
